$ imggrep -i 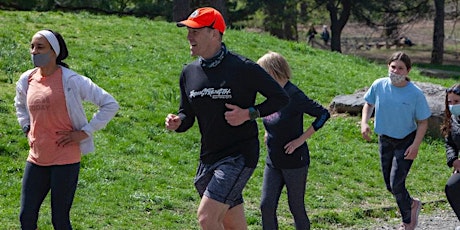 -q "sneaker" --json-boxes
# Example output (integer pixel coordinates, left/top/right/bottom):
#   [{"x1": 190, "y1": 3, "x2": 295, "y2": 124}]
[
  {"x1": 409, "y1": 198, "x2": 422, "y2": 229},
  {"x1": 398, "y1": 222, "x2": 409, "y2": 230}
]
